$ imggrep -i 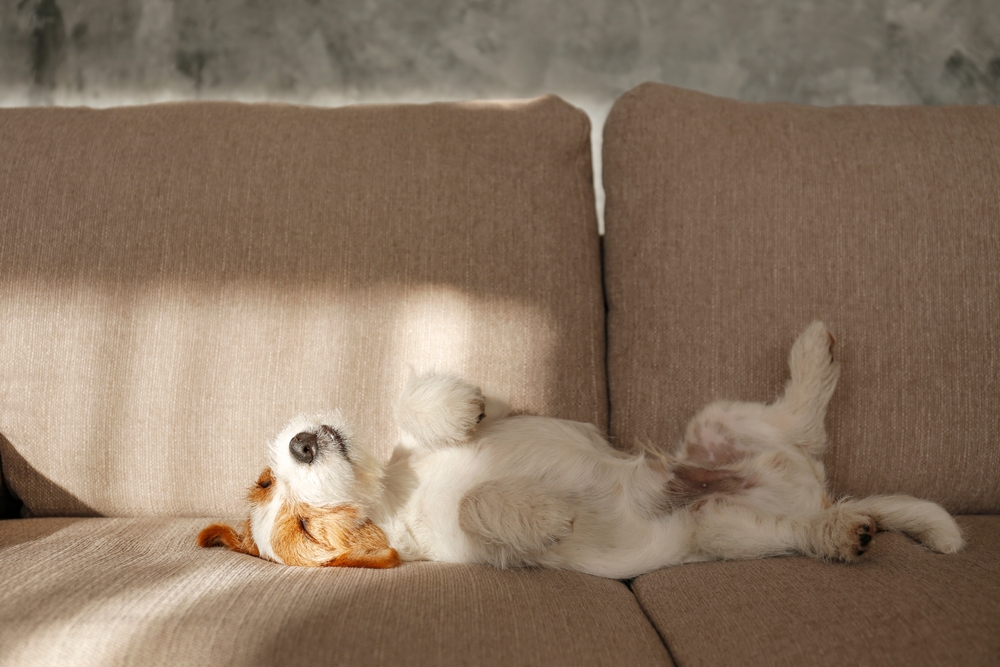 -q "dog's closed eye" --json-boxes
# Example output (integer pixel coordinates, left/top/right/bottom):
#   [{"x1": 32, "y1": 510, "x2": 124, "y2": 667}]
[
  {"x1": 249, "y1": 468, "x2": 276, "y2": 504},
  {"x1": 298, "y1": 516, "x2": 316, "y2": 542},
  {"x1": 319, "y1": 425, "x2": 350, "y2": 461}
]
